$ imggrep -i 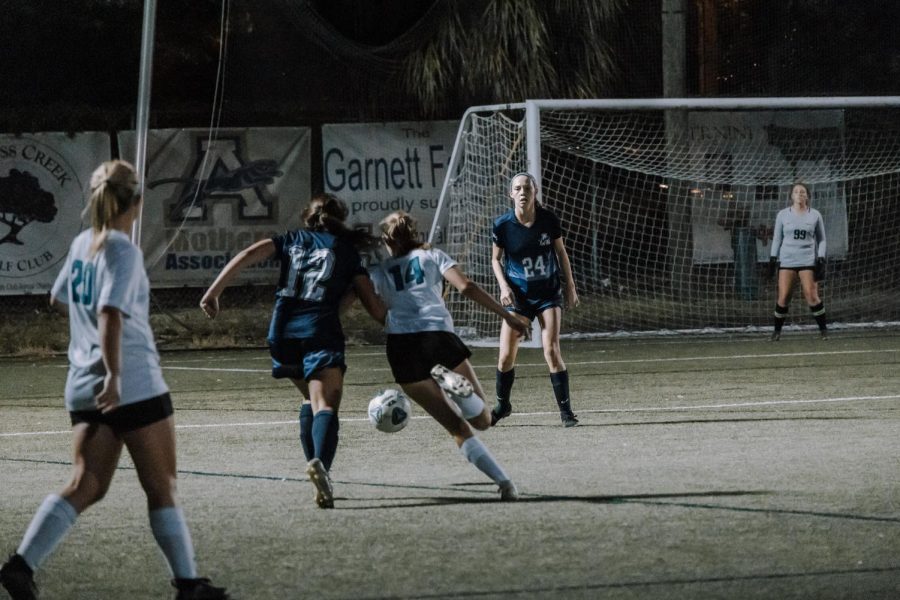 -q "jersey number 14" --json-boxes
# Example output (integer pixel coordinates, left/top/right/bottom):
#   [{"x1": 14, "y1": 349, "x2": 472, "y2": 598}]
[{"x1": 388, "y1": 256, "x2": 424, "y2": 291}]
